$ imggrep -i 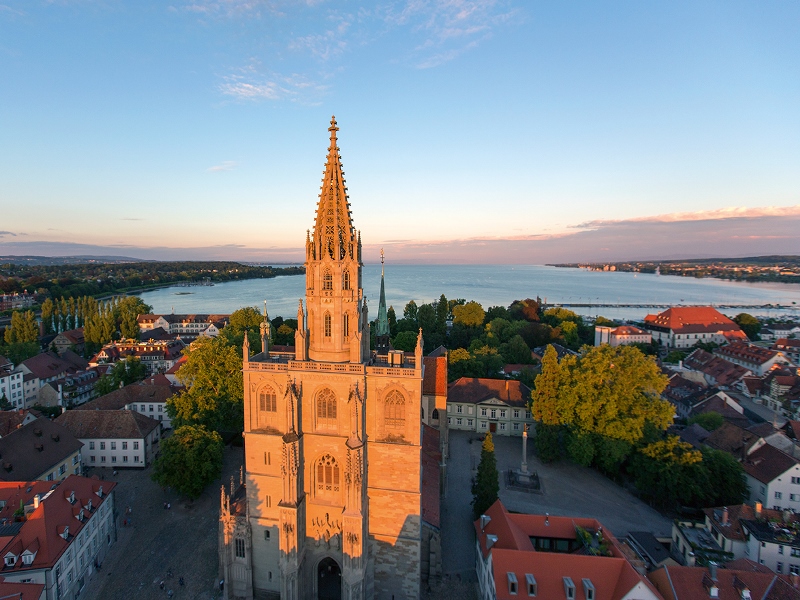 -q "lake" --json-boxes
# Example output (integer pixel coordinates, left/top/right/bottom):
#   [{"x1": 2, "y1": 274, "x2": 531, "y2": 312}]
[{"x1": 138, "y1": 265, "x2": 800, "y2": 322}]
